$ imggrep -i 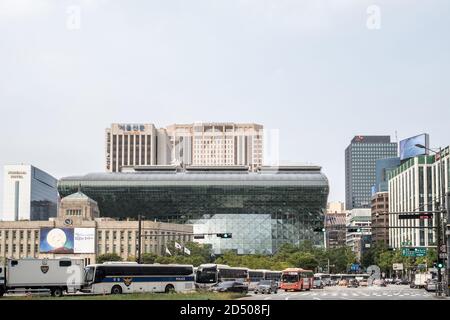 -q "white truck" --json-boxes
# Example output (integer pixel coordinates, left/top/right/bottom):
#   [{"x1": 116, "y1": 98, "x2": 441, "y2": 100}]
[
  {"x1": 0, "y1": 258, "x2": 85, "y2": 297},
  {"x1": 411, "y1": 272, "x2": 432, "y2": 289}
]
